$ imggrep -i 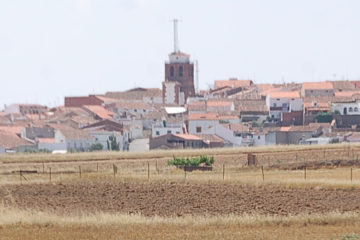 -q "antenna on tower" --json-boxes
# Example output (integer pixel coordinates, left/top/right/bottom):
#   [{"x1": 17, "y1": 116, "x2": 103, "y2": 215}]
[{"x1": 173, "y1": 19, "x2": 179, "y2": 53}]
